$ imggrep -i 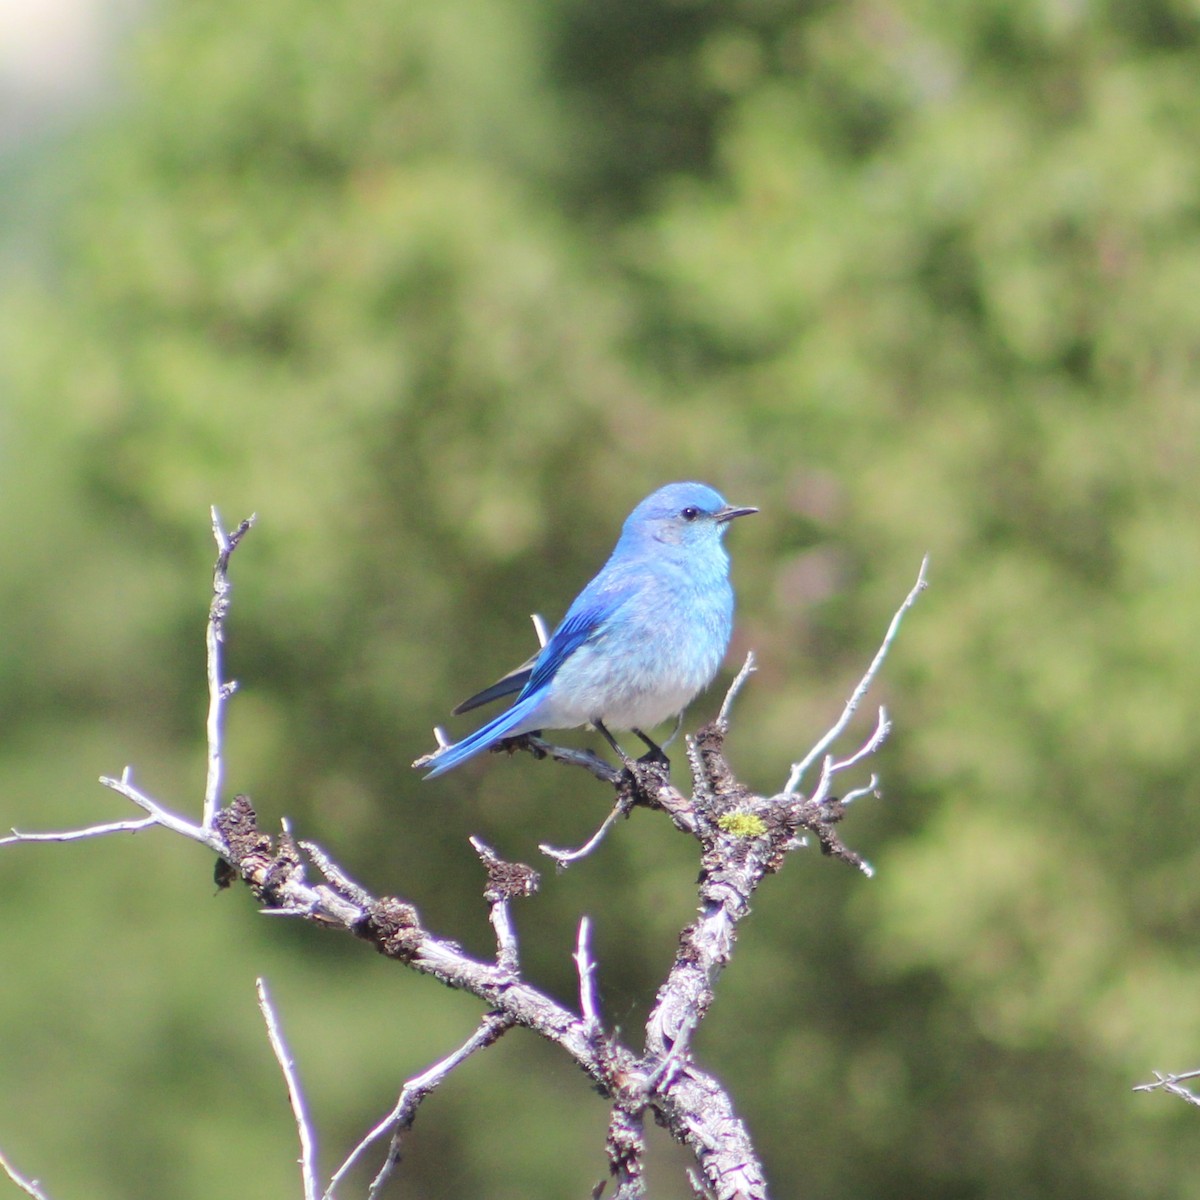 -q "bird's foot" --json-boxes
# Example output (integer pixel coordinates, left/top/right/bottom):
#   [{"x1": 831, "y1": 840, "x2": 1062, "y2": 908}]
[
  {"x1": 632, "y1": 728, "x2": 670, "y2": 769},
  {"x1": 613, "y1": 758, "x2": 671, "y2": 811},
  {"x1": 592, "y1": 719, "x2": 672, "y2": 798}
]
